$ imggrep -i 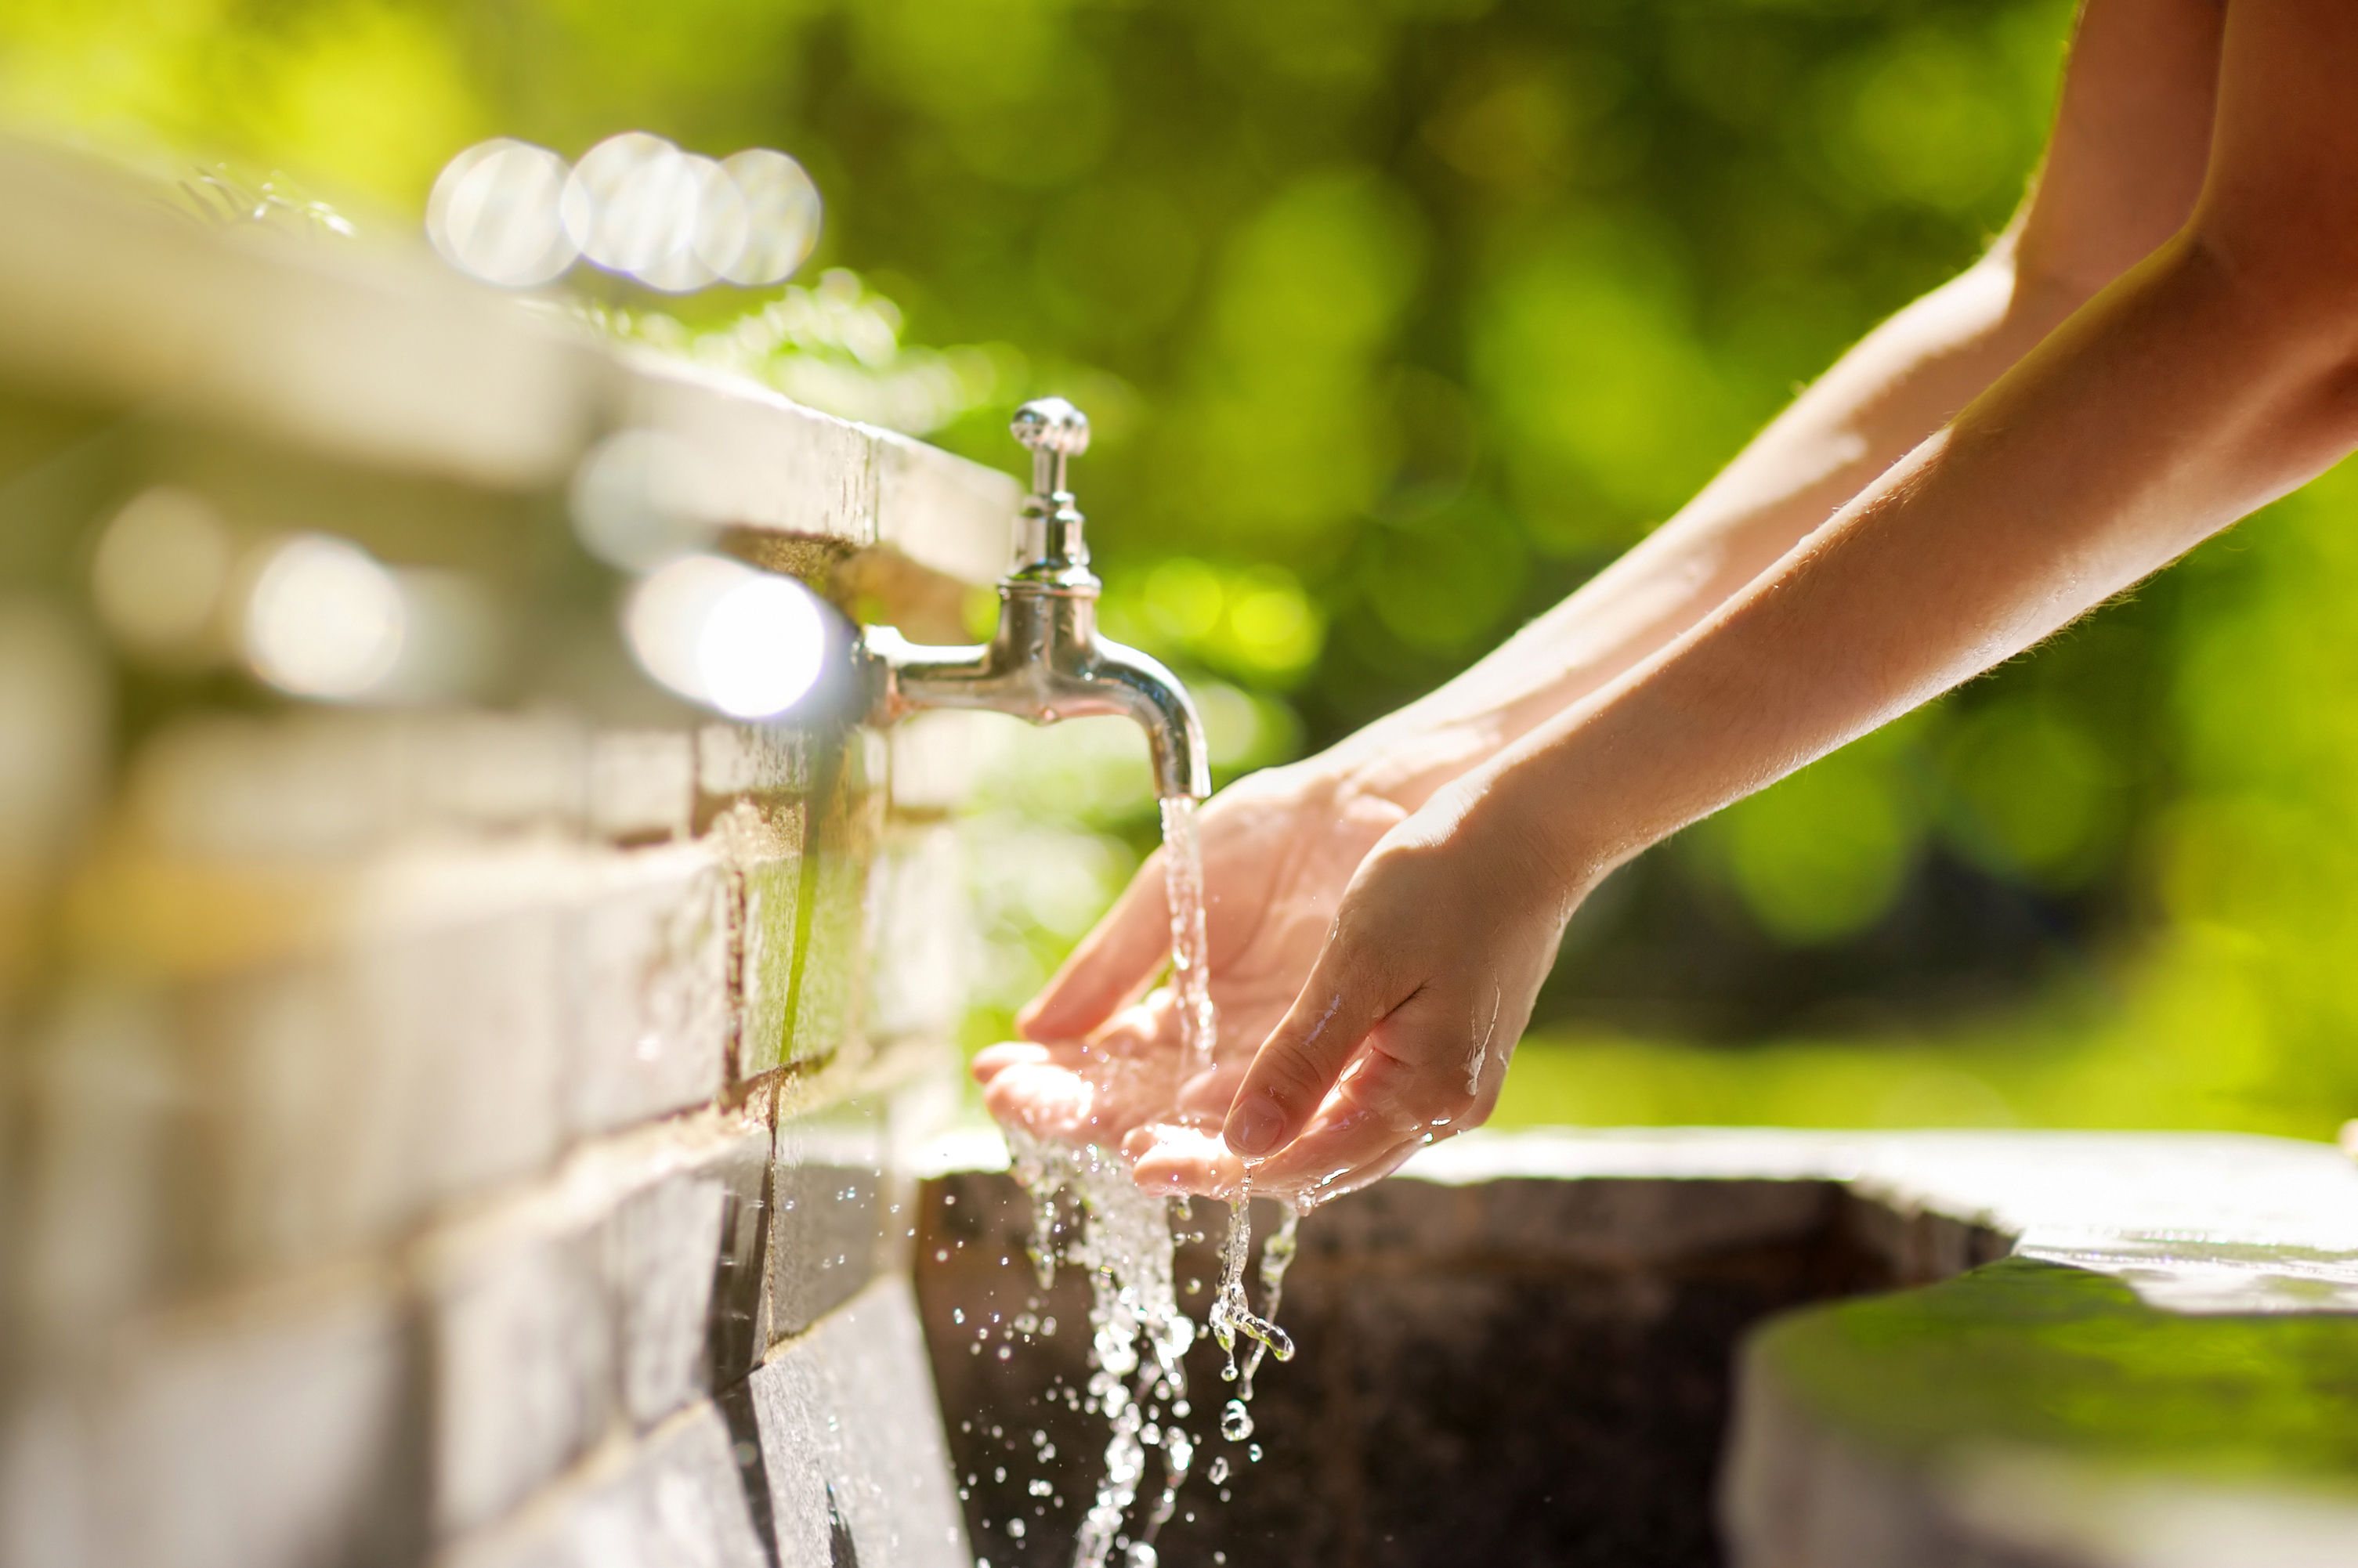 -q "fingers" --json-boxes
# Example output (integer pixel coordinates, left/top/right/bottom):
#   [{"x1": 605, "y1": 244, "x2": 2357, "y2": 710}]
[
  {"x1": 1221, "y1": 920, "x2": 1415, "y2": 1159},
  {"x1": 1016, "y1": 848, "x2": 1170, "y2": 1042},
  {"x1": 970, "y1": 1042, "x2": 1049, "y2": 1088},
  {"x1": 978, "y1": 1052, "x2": 1103, "y2": 1143}
]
